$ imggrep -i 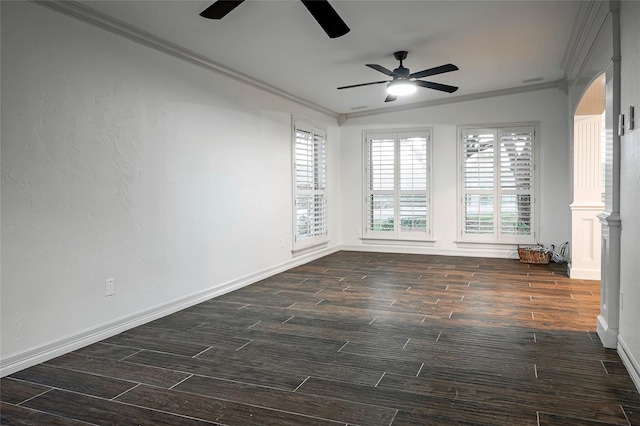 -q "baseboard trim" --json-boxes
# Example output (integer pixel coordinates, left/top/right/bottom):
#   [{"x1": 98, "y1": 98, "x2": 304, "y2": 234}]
[
  {"x1": 597, "y1": 315, "x2": 619, "y2": 349},
  {"x1": 0, "y1": 246, "x2": 339, "y2": 377},
  {"x1": 568, "y1": 266, "x2": 601, "y2": 280},
  {"x1": 618, "y1": 336, "x2": 640, "y2": 393}
]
